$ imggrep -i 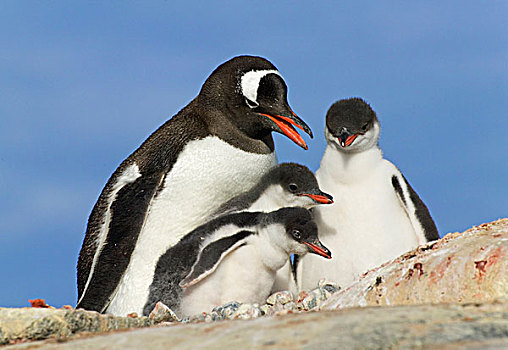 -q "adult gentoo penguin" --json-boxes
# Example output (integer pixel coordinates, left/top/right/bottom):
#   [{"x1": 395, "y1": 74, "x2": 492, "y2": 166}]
[
  {"x1": 76, "y1": 56, "x2": 313, "y2": 316},
  {"x1": 298, "y1": 97, "x2": 438, "y2": 290},
  {"x1": 143, "y1": 207, "x2": 331, "y2": 317}
]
